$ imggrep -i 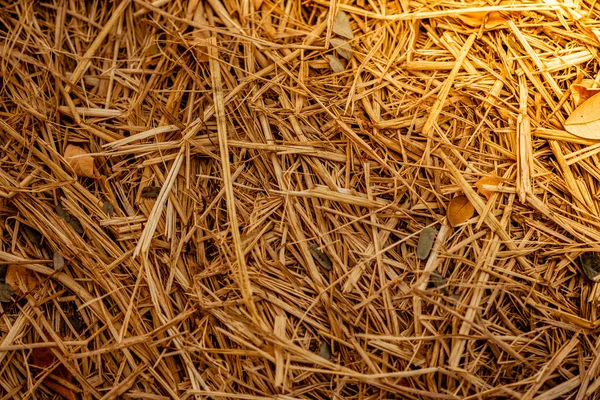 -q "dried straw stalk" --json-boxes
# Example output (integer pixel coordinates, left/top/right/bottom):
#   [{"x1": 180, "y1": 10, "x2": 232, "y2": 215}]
[{"x1": 1, "y1": 0, "x2": 600, "y2": 399}]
